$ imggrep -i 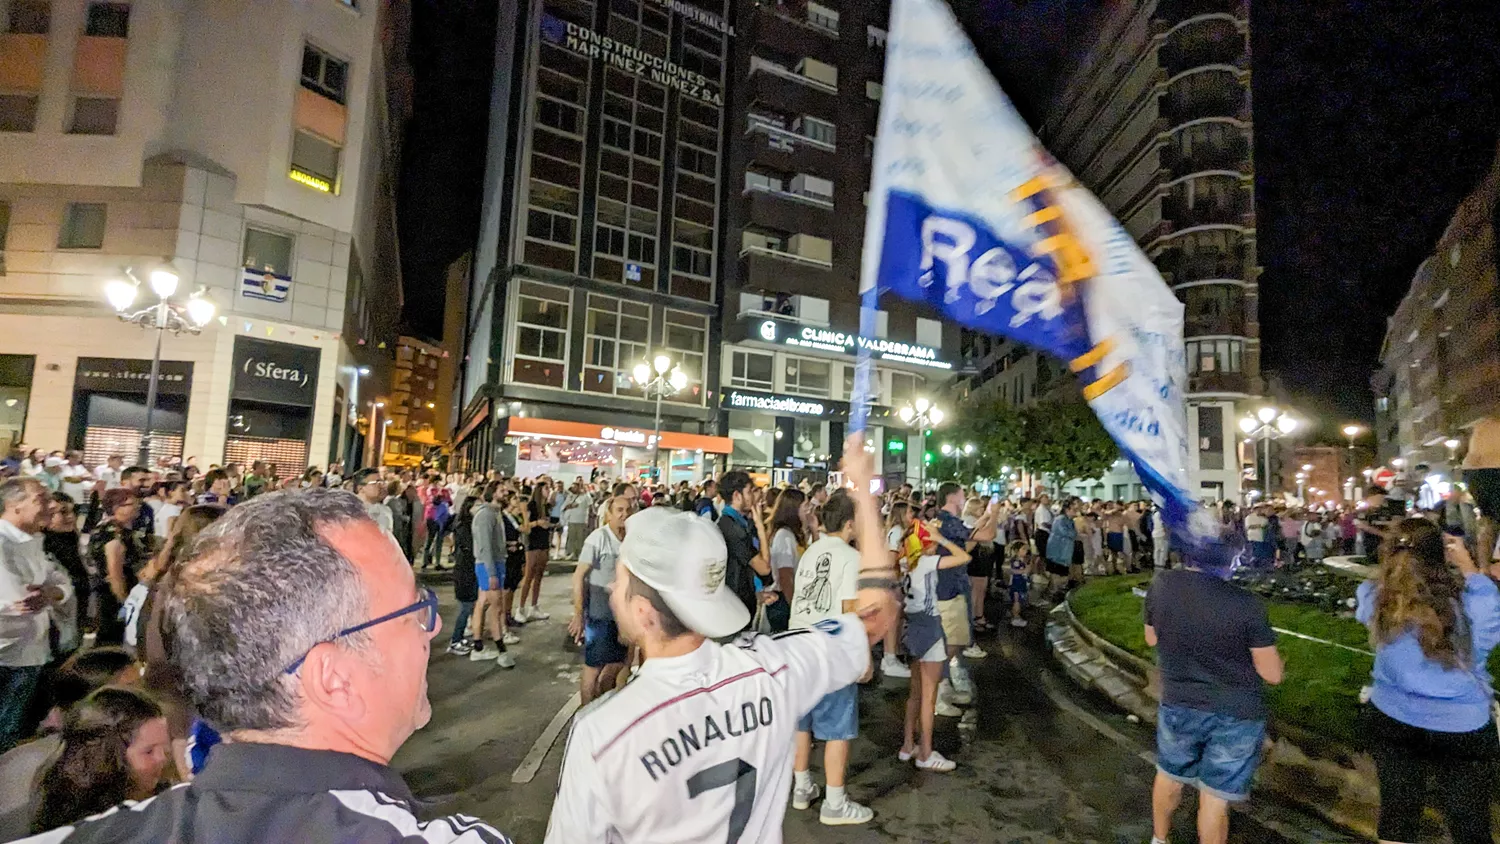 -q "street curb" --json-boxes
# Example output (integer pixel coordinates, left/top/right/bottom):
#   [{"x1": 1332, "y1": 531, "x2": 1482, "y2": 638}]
[{"x1": 1044, "y1": 603, "x2": 1158, "y2": 724}]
